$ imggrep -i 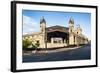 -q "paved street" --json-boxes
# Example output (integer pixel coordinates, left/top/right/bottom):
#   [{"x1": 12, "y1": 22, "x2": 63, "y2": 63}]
[{"x1": 23, "y1": 44, "x2": 91, "y2": 62}]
